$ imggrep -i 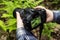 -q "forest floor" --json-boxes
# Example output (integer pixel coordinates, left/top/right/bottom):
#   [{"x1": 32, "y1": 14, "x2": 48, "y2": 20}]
[{"x1": 0, "y1": 25, "x2": 60, "y2": 40}]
